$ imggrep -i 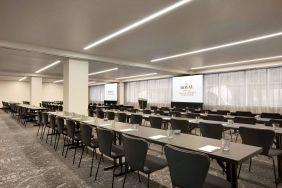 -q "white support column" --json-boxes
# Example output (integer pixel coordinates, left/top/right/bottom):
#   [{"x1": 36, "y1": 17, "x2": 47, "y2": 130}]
[
  {"x1": 63, "y1": 59, "x2": 88, "y2": 115},
  {"x1": 118, "y1": 82, "x2": 124, "y2": 105},
  {"x1": 30, "y1": 77, "x2": 42, "y2": 106}
]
